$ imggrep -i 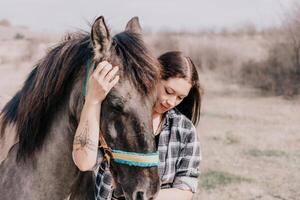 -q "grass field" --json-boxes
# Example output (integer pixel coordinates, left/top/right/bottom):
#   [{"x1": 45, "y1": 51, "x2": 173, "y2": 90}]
[{"x1": 195, "y1": 72, "x2": 300, "y2": 200}]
